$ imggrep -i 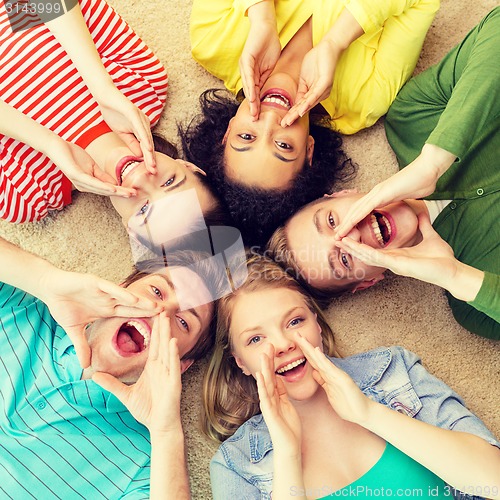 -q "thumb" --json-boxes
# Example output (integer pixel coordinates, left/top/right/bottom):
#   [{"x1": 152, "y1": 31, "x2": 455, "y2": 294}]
[
  {"x1": 66, "y1": 328, "x2": 91, "y2": 368},
  {"x1": 92, "y1": 166, "x2": 118, "y2": 185},
  {"x1": 118, "y1": 132, "x2": 142, "y2": 158},
  {"x1": 312, "y1": 369, "x2": 326, "y2": 388},
  {"x1": 92, "y1": 372, "x2": 128, "y2": 401},
  {"x1": 417, "y1": 211, "x2": 436, "y2": 239}
]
